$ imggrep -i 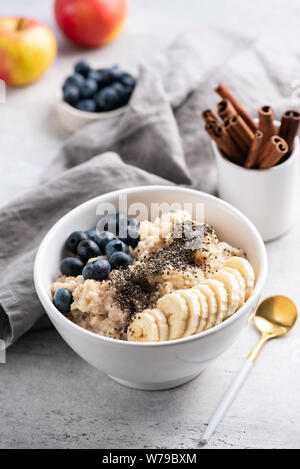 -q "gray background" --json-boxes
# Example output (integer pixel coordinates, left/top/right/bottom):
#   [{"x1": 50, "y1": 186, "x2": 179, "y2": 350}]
[{"x1": 1, "y1": 0, "x2": 300, "y2": 449}]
